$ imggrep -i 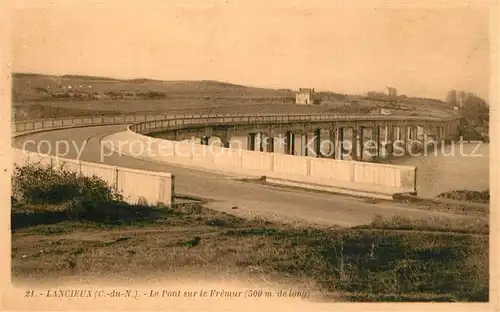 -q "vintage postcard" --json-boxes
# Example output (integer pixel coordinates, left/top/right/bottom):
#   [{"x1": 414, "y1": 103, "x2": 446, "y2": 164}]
[{"x1": 1, "y1": 0, "x2": 498, "y2": 311}]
